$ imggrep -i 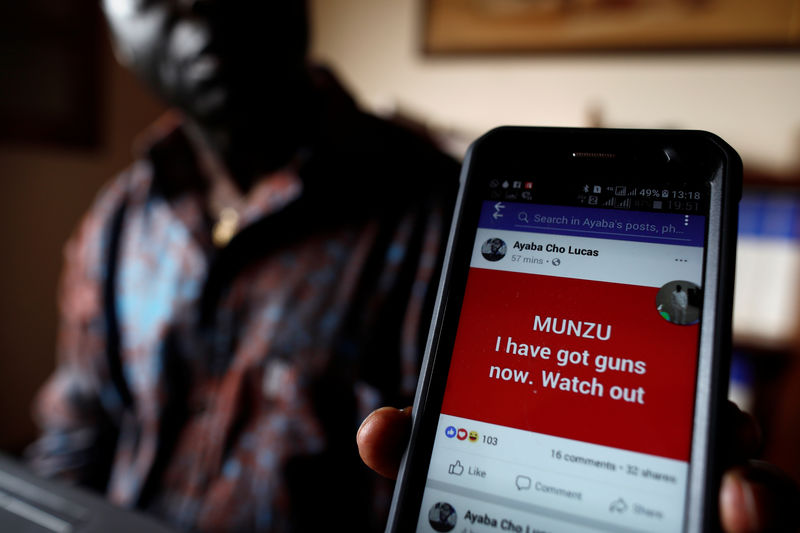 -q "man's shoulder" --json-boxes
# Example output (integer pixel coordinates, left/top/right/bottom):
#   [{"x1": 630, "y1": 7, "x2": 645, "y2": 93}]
[
  {"x1": 68, "y1": 160, "x2": 154, "y2": 262},
  {"x1": 307, "y1": 66, "x2": 461, "y2": 194},
  {"x1": 359, "y1": 110, "x2": 461, "y2": 175},
  {"x1": 87, "y1": 160, "x2": 154, "y2": 223},
  {"x1": 304, "y1": 114, "x2": 460, "y2": 216}
]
